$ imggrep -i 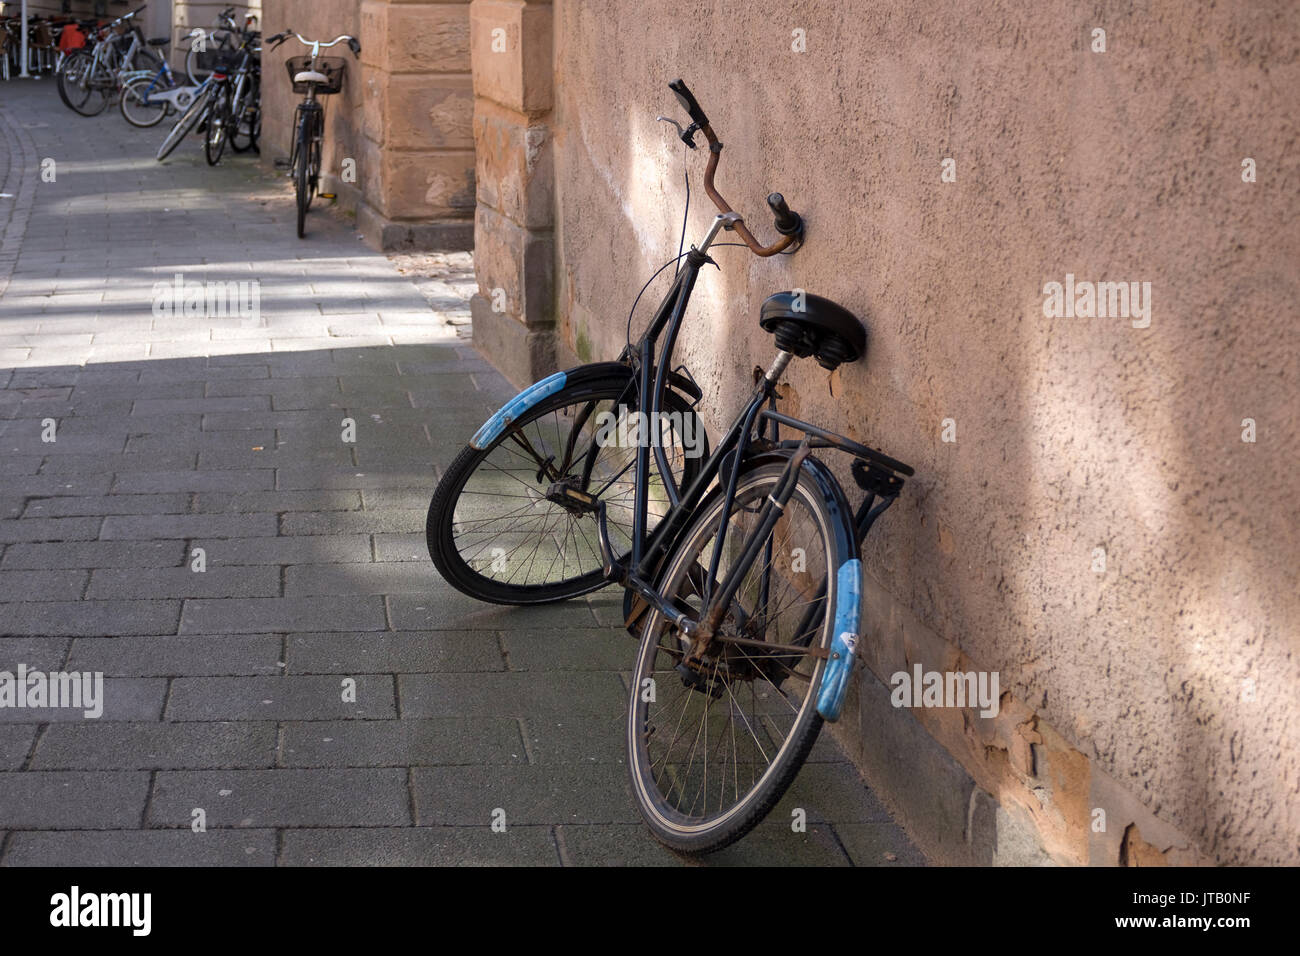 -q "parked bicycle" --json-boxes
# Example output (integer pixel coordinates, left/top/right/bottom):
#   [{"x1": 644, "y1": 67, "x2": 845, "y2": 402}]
[
  {"x1": 265, "y1": 29, "x2": 361, "y2": 238},
  {"x1": 155, "y1": 22, "x2": 259, "y2": 162},
  {"x1": 119, "y1": 43, "x2": 196, "y2": 128},
  {"x1": 56, "y1": 5, "x2": 161, "y2": 117},
  {"x1": 203, "y1": 29, "x2": 261, "y2": 163},
  {"x1": 425, "y1": 80, "x2": 916, "y2": 853}
]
